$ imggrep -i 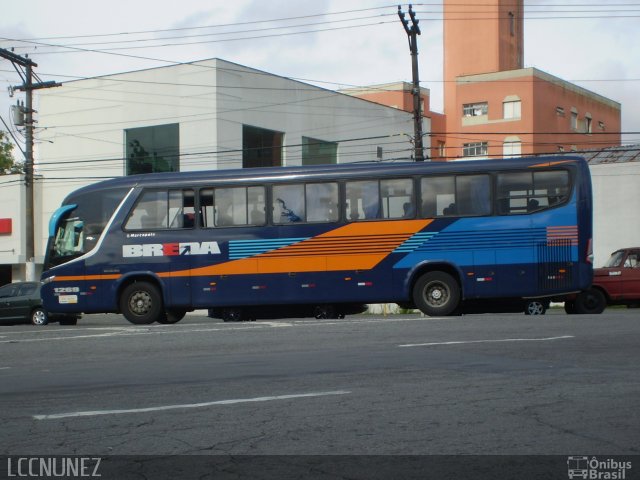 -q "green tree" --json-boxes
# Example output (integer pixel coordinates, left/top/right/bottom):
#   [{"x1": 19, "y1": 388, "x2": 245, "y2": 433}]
[{"x1": 0, "y1": 130, "x2": 21, "y2": 174}]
